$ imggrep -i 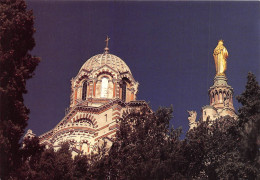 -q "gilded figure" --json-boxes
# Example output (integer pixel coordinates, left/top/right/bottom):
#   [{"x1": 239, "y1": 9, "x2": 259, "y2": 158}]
[{"x1": 213, "y1": 40, "x2": 228, "y2": 76}]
